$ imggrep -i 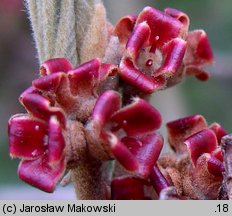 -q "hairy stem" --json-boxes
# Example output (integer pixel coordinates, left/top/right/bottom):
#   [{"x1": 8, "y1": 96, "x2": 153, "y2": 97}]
[{"x1": 71, "y1": 156, "x2": 110, "y2": 200}]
